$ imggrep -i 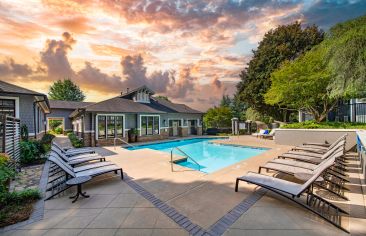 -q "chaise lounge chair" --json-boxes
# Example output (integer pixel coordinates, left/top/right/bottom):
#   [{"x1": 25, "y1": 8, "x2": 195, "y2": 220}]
[
  {"x1": 51, "y1": 146, "x2": 105, "y2": 166},
  {"x1": 291, "y1": 134, "x2": 347, "y2": 154},
  {"x1": 235, "y1": 155, "x2": 349, "y2": 233},
  {"x1": 259, "y1": 149, "x2": 348, "y2": 199},
  {"x1": 52, "y1": 142, "x2": 96, "y2": 157},
  {"x1": 252, "y1": 129, "x2": 269, "y2": 138}
]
